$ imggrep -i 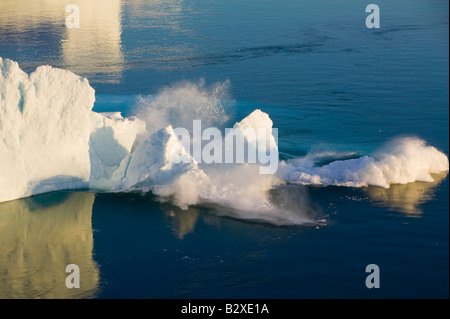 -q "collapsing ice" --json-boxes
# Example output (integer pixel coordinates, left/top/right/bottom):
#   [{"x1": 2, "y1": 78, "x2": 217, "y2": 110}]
[{"x1": 0, "y1": 58, "x2": 448, "y2": 225}]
